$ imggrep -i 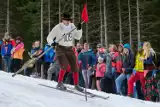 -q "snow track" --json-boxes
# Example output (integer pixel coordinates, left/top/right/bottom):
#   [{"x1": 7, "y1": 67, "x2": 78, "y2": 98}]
[{"x1": 0, "y1": 71, "x2": 160, "y2": 107}]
